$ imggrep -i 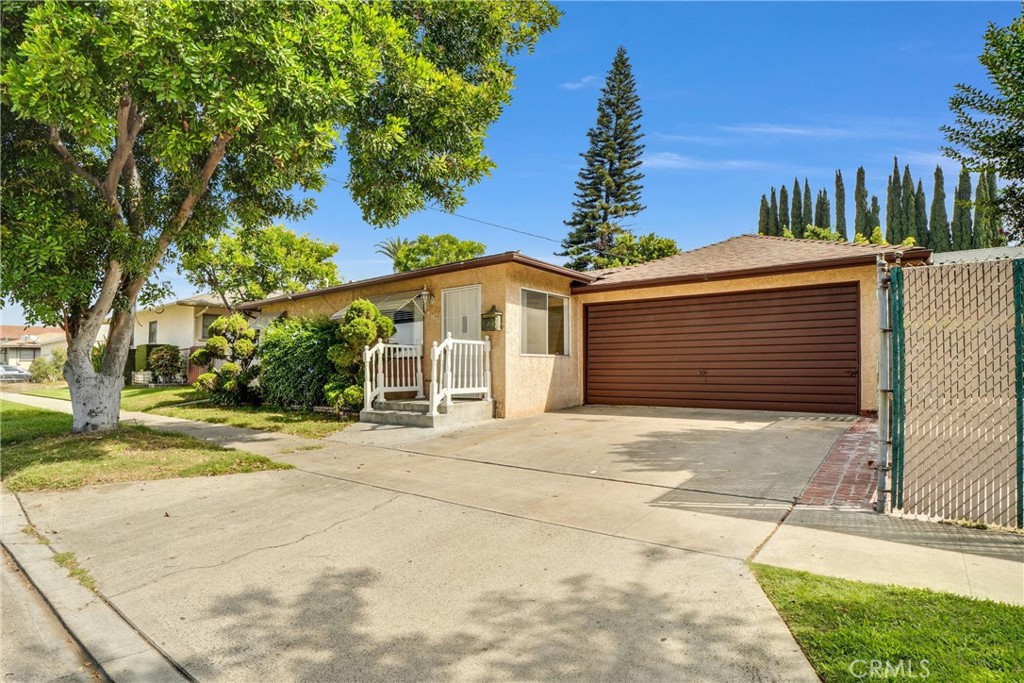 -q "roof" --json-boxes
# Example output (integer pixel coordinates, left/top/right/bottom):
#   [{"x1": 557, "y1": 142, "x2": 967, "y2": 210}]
[
  {"x1": 580, "y1": 234, "x2": 932, "y2": 292},
  {"x1": 239, "y1": 251, "x2": 596, "y2": 310},
  {"x1": 0, "y1": 324, "x2": 63, "y2": 341},
  {"x1": 164, "y1": 293, "x2": 228, "y2": 308},
  {"x1": 930, "y1": 246, "x2": 1024, "y2": 264}
]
